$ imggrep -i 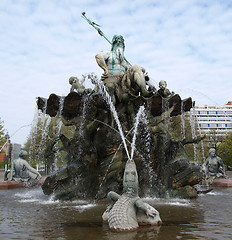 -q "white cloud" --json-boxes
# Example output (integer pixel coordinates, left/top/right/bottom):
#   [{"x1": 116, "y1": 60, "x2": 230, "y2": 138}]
[{"x1": 0, "y1": 0, "x2": 232, "y2": 144}]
